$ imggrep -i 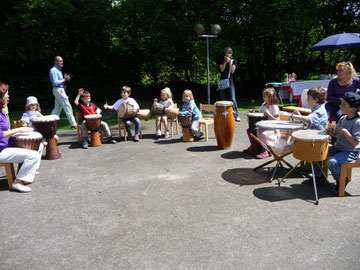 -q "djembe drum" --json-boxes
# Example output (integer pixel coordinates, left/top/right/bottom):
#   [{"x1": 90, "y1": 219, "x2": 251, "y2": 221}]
[
  {"x1": 84, "y1": 114, "x2": 102, "y2": 147},
  {"x1": 118, "y1": 103, "x2": 137, "y2": 119},
  {"x1": 151, "y1": 102, "x2": 165, "y2": 115},
  {"x1": 11, "y1": 131, "x2": 43, "y2": 179},
  {"x1": 214, "y1": 101, "x2": 235, "y2": 149},
  {"x1": 136, "y1": 109, "x2": 151, "y2": 121},
  {"x1": 247, "y1": 112, "x2": 268, "y2": 156},
  {"x1": 33, "y1": 115, "x2": 61, "y2": 160},
  {"x1": 178, "y1": 115, "x2": 194, "y2": 142}
]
